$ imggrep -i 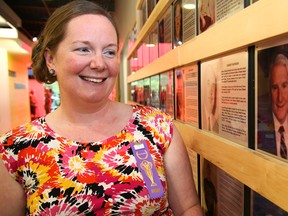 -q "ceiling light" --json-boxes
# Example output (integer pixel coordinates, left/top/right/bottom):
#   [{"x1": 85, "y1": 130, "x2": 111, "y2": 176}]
[
  {"x1": 146, "y1": 43, "x2": 155, "y2": 47},
  {"x1": 0, "y1": 16, "x2": 18, "y2": 39},
  {"x1": 0, "y1": 27, "x2": 18, "y2": 38},
  {"x1": 183, "y1": 4, "x2": 196, "y2": 9}
]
